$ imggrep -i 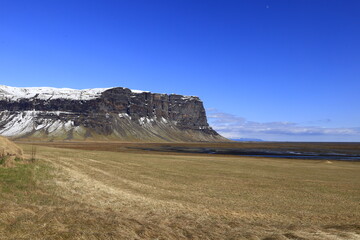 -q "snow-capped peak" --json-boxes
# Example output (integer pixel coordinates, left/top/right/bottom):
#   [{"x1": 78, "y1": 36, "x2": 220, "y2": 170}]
[{"x1": 0, "y1": 85, "x2": 112, "y2": 101}]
